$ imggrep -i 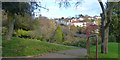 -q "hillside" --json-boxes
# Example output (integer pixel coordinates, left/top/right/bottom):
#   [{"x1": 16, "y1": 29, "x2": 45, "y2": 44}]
[{"x1": 2, "y1": 37, "x2": 76, "y2": 57}]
